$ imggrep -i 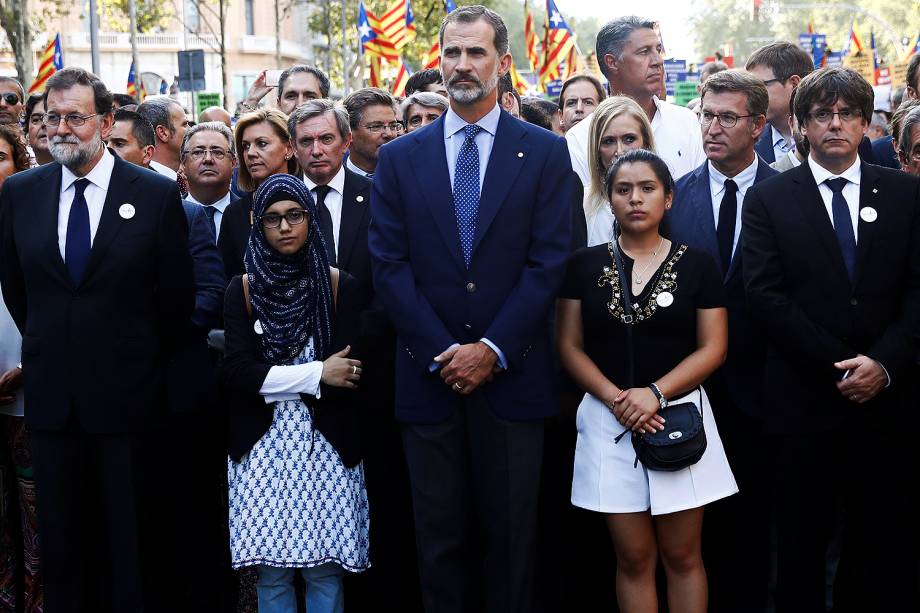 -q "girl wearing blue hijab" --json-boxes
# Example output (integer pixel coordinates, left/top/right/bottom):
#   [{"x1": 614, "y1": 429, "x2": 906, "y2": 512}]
[{"x1": 222, "y1": 173, "x2": 370, "y2": 613}]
